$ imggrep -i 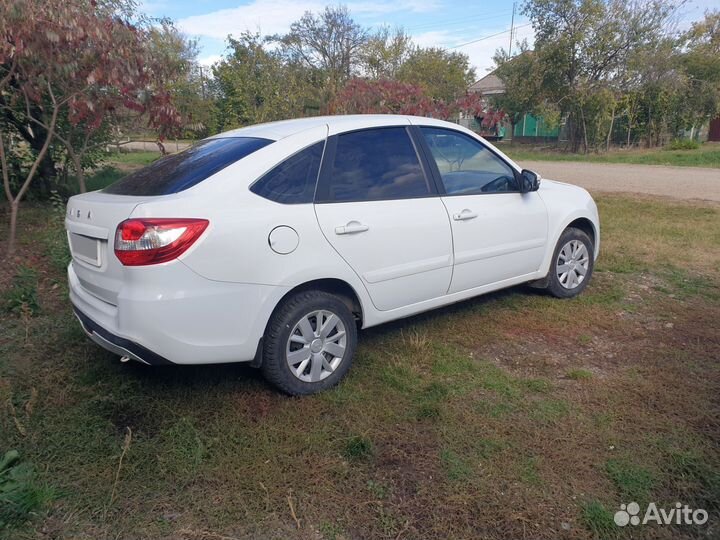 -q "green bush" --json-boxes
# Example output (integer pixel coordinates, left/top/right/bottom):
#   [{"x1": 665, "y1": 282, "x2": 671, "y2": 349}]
[
  {"x1": 668, "y1": 139, "x2": 700, "y2": 150},
  {"x1": 3, "y1": 266, "x2": 40, "y2": 316},
  {"x1": 0, "y1": 450, "x2": 55, "y2": 529},
  {"x1": 44, "y1": 191, "x2": 71, "y2": 271},
  {"x1": 343, "y1": 435, "x2": 373, "y2": 461}
]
